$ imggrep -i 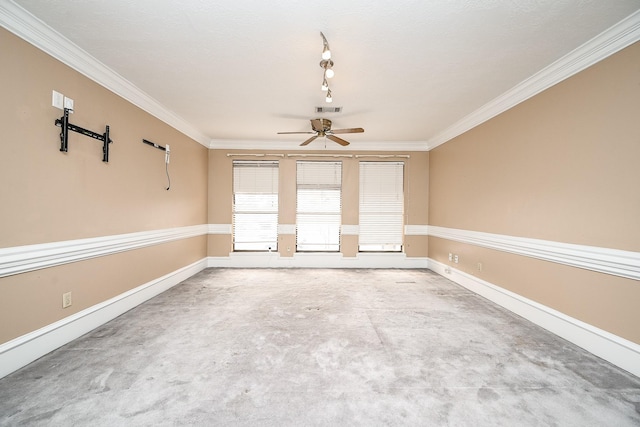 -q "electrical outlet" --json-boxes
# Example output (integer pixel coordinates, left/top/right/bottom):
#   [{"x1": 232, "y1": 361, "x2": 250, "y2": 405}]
[
  {"x1": 62, "y1": 291, "x2": 72, "y2": 308},
  {"x1": 448, "y1": 253, "x2": 453, "y2": 261},
  {"x1": 454, "y1": 255, "x2": 459, "y2": 264},
  {"x1": 63, "y1": 97, "x2": 74, "y2": 112},
  {"x1": 477, "y1": 262, "x2": 483, "y2": 271},
  {"x1": 52, "y1": 90, "x2": 64, "y2": 109}
]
